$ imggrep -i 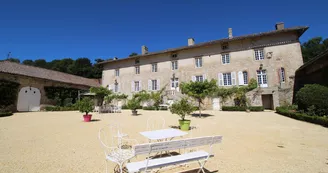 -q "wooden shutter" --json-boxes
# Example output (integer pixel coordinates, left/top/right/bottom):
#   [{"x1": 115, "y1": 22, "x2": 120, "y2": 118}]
[
  {"x1": 139, "y1": 81, "x2": 142, "y2": 91},
  {"x1": 277, "y1": 68, "x2": 281, "y2": 83},
  {"x1": 131, "y1": 81, "x2": 135, "y2": 92},
  {"x1": 192, "y1": 76, "x2": 196, "y2": 82},
  {"x1": 108, "y1": 84, "x2": 111, "y2": 90},
  {"x1": 231, "y1": 72, "x2": 236, "y2": 85},
  {"x1": 203, "y1": 74, "x2": 207, "y2": 81},
  {"x1": 238, "y1": 71, "x2": 244, "y2": 85},
  {"x1": 218, "y1": 73, "x2": 223, "y2": 86},
  {"x1": 148, "y1": 80, "x2": 152, "y2": 90},
  {"x1": 157, "y1": 79, "x2": 160, "y2": 90}
]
